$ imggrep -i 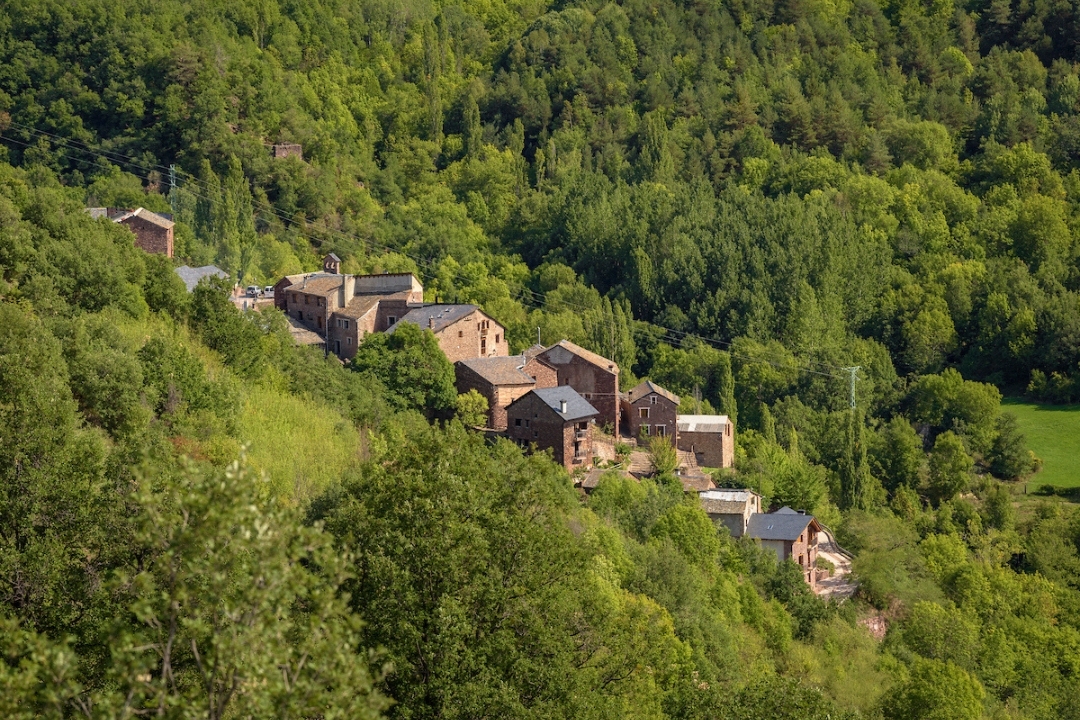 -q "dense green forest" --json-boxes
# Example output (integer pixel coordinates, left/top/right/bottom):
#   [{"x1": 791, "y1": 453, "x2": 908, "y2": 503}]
[{"x1": 3, "y1": 0, "x2": 1080, "y2": 717}]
